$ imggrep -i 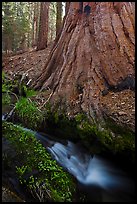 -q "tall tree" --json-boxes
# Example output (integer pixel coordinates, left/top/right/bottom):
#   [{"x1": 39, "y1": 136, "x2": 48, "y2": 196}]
[
  {"x1": 65, "y1": 2, "x2": 70, "y2": 16},
  {"x1": 2, "y1": 2, "x2": 31, "y2": 53},
  {"x1": 33, "y1": 2, "x2": 135, "y2": 123},
  {"x1": 2, "y1": 2, "x2": 13, "y2": 54},
  {"x1": 48, "y1": 2, "x2": 56, "y2": 43},
  {"x1": 32, "y1": 2, "x2": 40, "y2": 47},
  {"x1": 56, "y1": 2, "x2": 62, "y2": 37},
  {"x1": 37, "y1": 2, "x2": 50, "y2": 50}
]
